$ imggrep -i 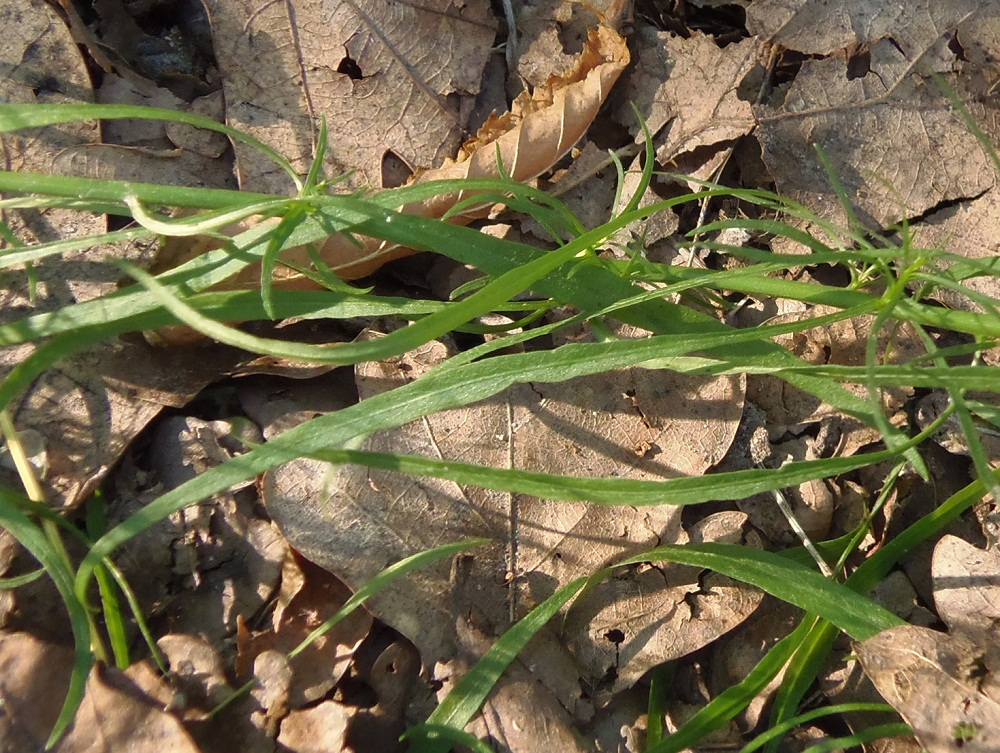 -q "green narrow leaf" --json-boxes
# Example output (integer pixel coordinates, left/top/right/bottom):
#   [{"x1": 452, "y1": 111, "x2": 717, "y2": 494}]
[
  {"x1": 0, "y1": 492, "x2": 92, "y2": 747},
  {"x1": 619, "y1": 543, "x2": 903, "y2": 640},
  {"x1": 741, "y1": 703, "x2": 901, "y2": 753},
  {"x1": 800, "y1": 724, "x2": 912, "y2": 753},
  {"x1": 646, "y1": 625, "x2": 806, "y2": 753}
]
